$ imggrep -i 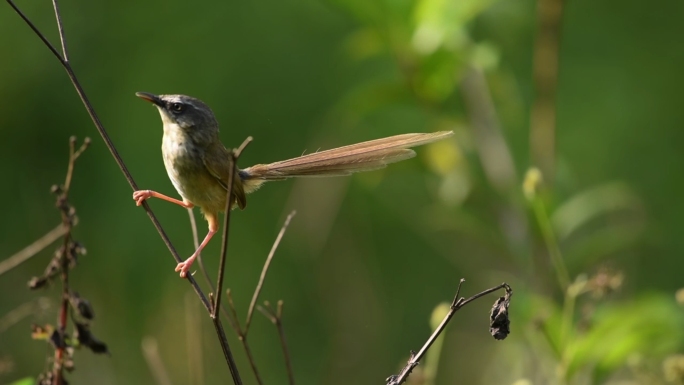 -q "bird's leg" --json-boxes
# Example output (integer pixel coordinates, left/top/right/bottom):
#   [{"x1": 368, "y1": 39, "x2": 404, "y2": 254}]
[
  {"x1": 175, "y1": 213, "x2": 219, "y2": 278},
  {"x1": 133, "y1": 190, "x2": 194, "y2": 208}
]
